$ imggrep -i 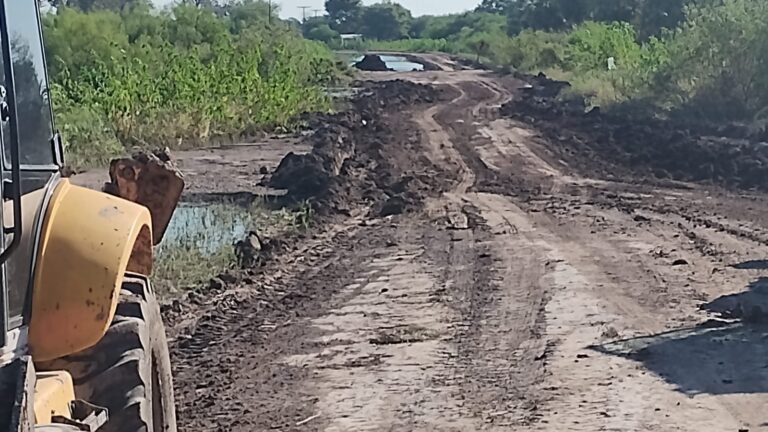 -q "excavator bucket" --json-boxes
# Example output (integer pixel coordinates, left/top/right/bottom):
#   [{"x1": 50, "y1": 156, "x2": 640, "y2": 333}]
[{"x1": 102, "y1": 148, "x2": 184, "y2": 245}]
